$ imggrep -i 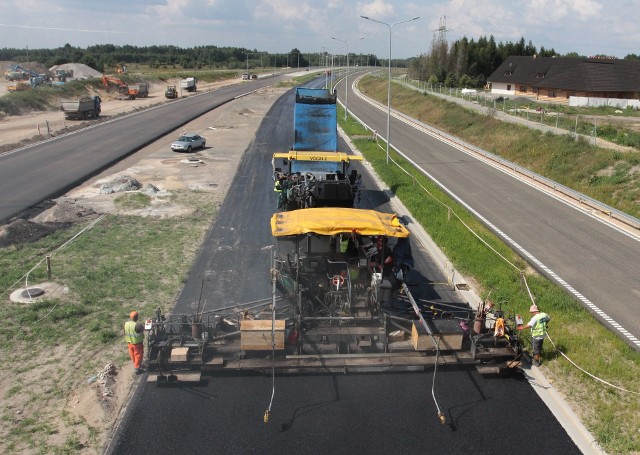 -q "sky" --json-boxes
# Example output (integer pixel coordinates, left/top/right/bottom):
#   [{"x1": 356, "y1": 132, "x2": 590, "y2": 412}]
[{"x1": 1, "y1": 0, "x2": 639, "y2": 60}]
